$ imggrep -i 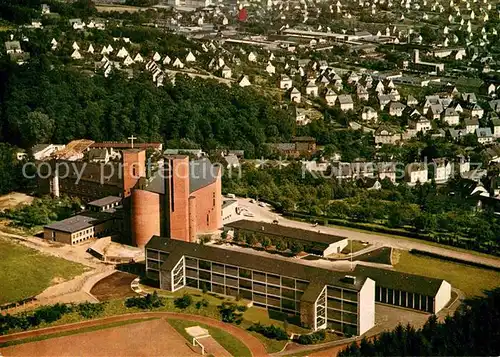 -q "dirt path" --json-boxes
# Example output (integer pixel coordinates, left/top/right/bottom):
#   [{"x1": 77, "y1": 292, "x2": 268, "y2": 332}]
[
  {"x1": 235, "y1": 199, "x2": 500, "y2": 269},
  {"x1": 0, "y1": 312, "x2": 269, "y2": 357}
]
